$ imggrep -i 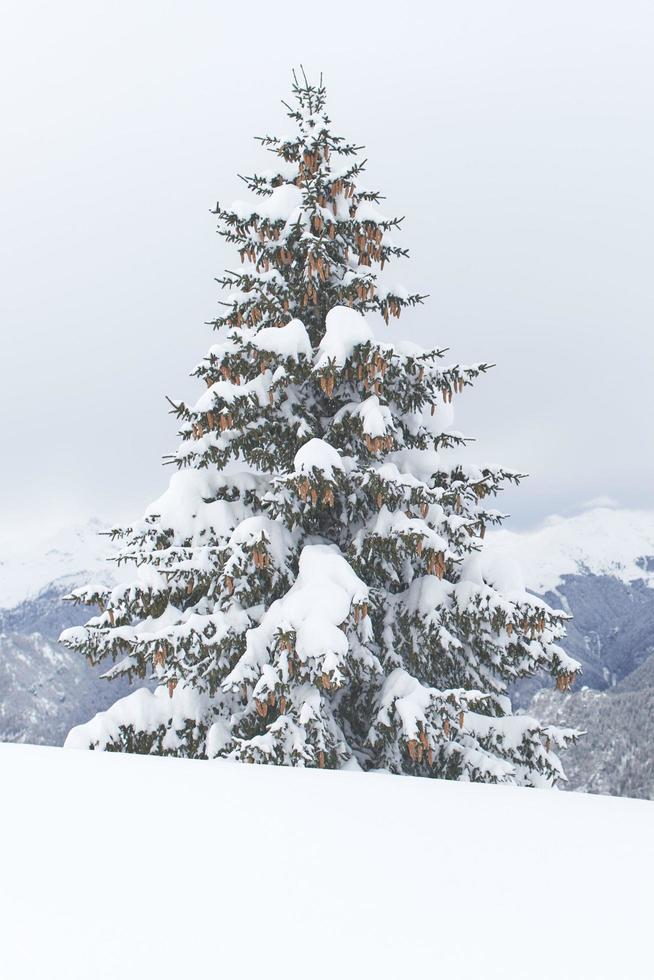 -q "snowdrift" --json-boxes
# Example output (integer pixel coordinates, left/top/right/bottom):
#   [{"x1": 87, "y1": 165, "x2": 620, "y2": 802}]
[{"x1": 0, "y1": 744, "x2": 651, "y2": 980}]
